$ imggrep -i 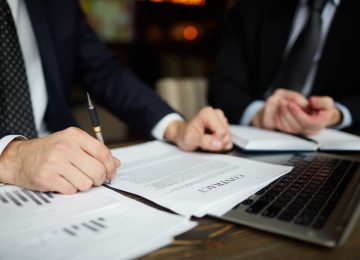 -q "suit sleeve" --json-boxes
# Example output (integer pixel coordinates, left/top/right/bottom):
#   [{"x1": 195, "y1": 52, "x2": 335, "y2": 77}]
[
  {"x1": 208, "y1": 2, "x2": 257, "y2": 124},
  {"x1": 337, "y1": 95, "x2": 360, "y2": 131},
  {"x1": 73, "y1": 3, "x2": 175, "y2": 137}
]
